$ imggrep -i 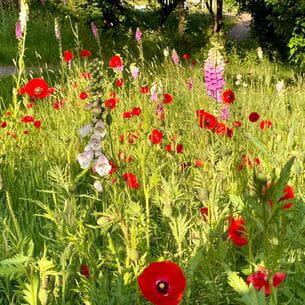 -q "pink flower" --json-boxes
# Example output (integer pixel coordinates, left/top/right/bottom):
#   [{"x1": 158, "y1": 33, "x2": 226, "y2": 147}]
[
  {"x1": 15, "y1": 20, "x2": 22, "y2": 40},
  {"x1": 91, "y1": 22, "x2": 98, "y2": 40},
  {"x1": 135, "y1": 27, "x2": 142, "y2": 43},
  {"x1": 172, "y1": 49, "x2": 180, "y2": 64}
]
